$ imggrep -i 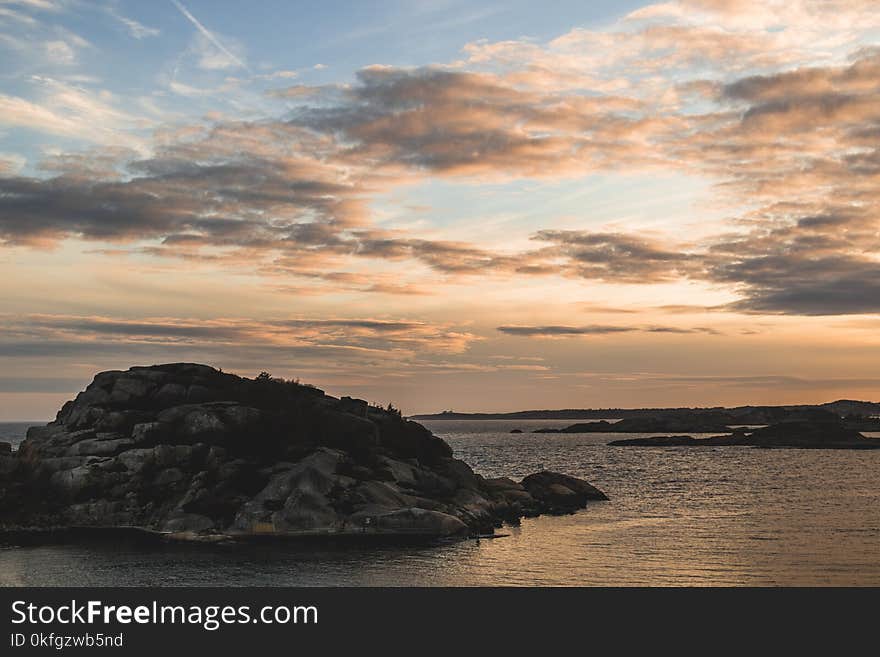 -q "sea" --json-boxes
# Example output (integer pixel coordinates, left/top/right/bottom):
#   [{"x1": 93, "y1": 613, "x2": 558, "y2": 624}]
[{"x1": 1, "y1": 419, "x2": 878, "y2": 586}]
